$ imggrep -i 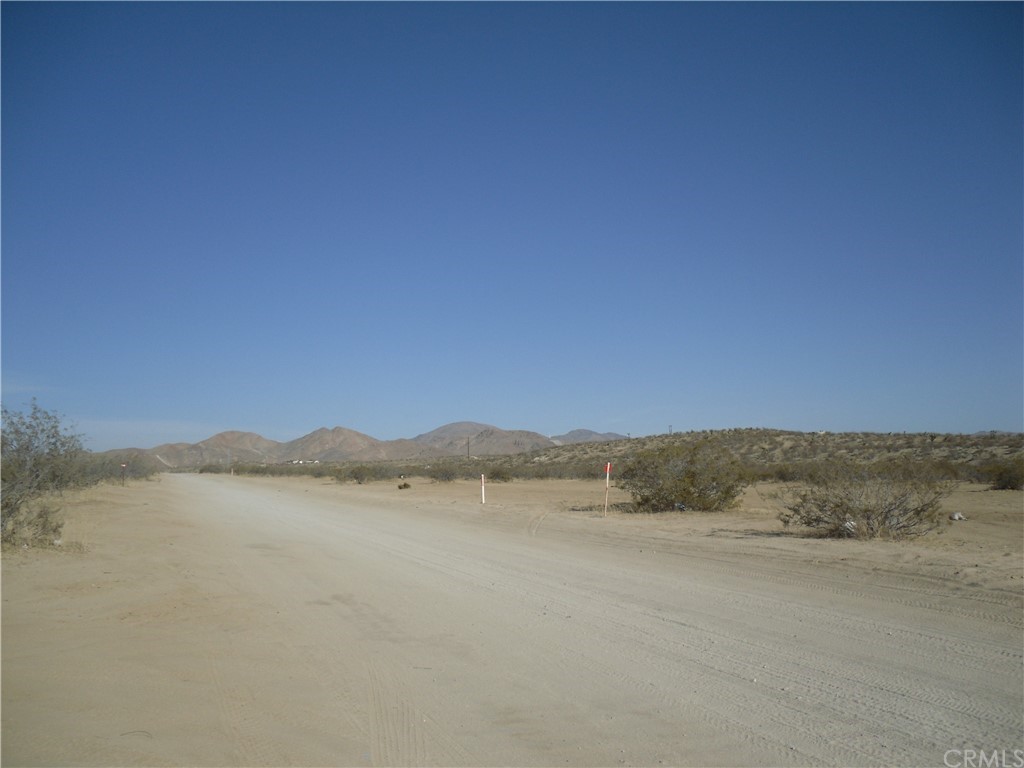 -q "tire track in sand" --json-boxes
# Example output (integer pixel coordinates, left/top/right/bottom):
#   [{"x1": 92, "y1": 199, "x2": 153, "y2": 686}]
[
  {"x1": 367, "y1": 657, "x2": 427, "y2": 766},
  {"x1": 365, "y1": 655, "x2": 474, "y2": 767},
  {"x1": 206, "y1": 650, "x2": 283, "y2": 766}
]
